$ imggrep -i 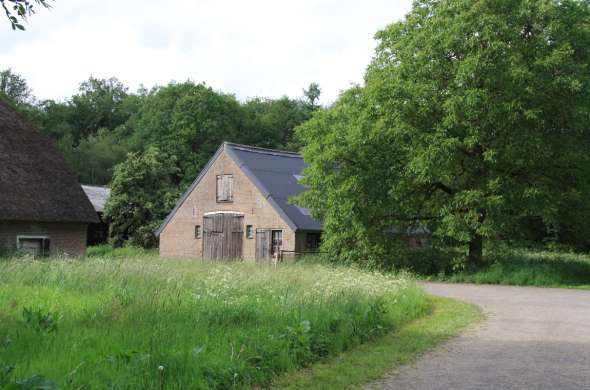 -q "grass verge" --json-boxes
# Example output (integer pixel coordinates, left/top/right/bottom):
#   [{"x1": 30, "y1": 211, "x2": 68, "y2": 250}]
[{"x1": 273, "y1": 296, "x2": 482, "y2": 389}]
